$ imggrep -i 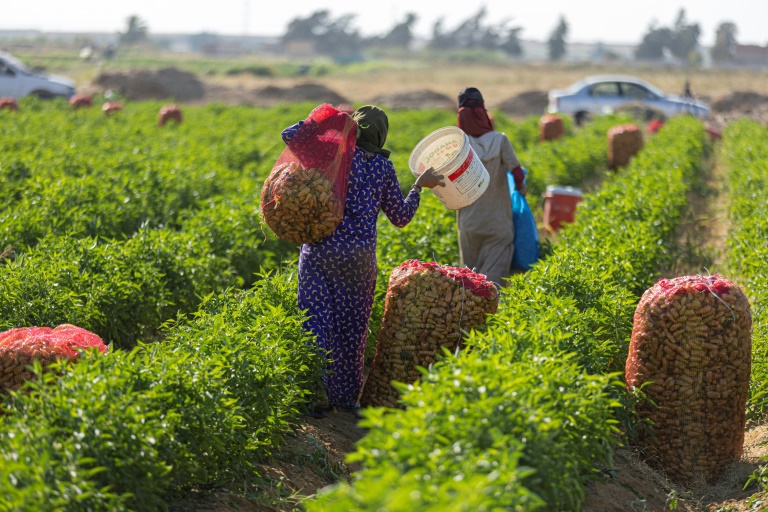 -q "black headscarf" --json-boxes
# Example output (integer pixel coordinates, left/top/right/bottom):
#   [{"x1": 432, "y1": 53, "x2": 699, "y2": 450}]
[
  {"x1": 458, "y1": 87, "x2": 485, "y2": 108},
  {"x1": 352, "y1": 105, "x2": 390, "y2": 159}
]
